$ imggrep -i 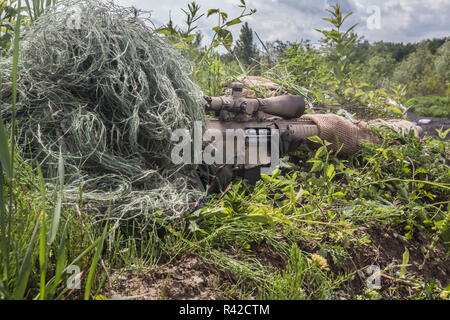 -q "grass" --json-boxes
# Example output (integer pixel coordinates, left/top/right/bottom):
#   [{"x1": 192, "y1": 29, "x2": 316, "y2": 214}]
[
  {"x1": 406, "y1": 96, "x2": 450, "y2": 118},
  {"x1": 0, "y1": 151, "x2": 107, "y2": 299},
  {"x1": 1, "y1": 131, "x2": 446, "y2": 299},
  {"x1": 102, "y1": 130, "x2": 447, "y2": 300},
  {"x1": 263, "y1": 244, "x2": 349, "y2": 300},
  {"x1": 0, "y1": 2, "x2": 106, "y2": 299},
  {"x1": 0, "y1": 0, "x2": 449, "y2": 301}
]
